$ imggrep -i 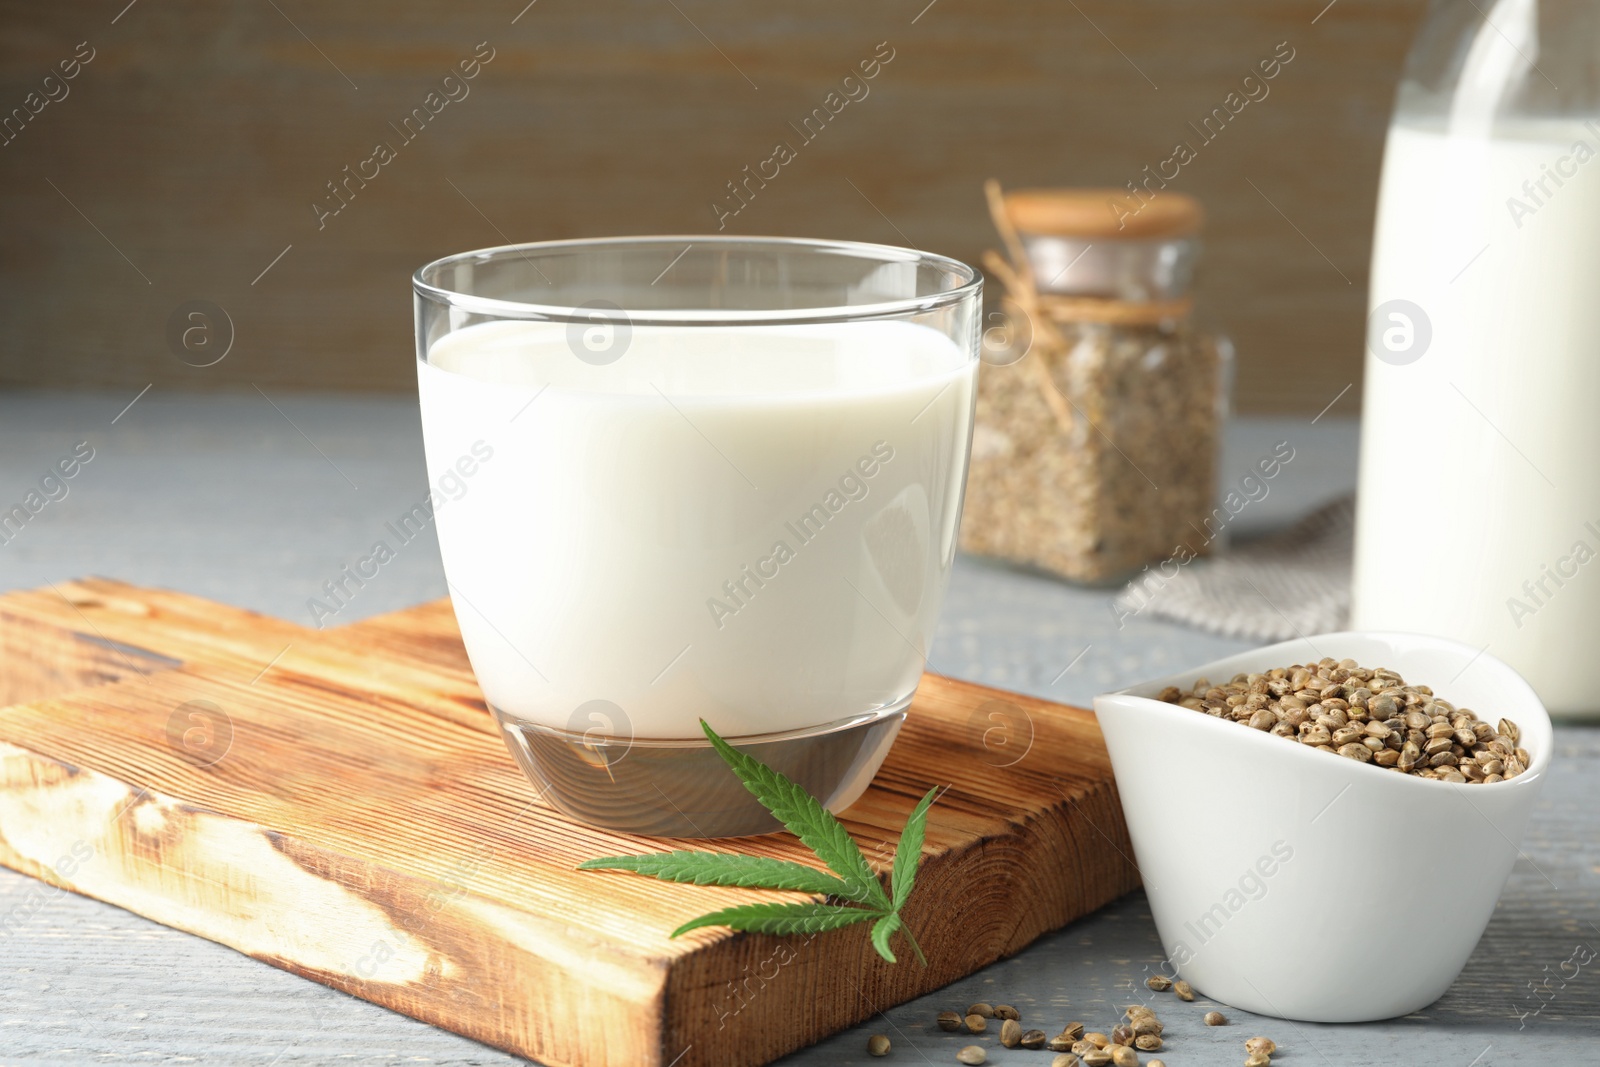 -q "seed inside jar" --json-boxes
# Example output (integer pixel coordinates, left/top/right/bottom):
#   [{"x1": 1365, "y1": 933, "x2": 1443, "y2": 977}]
[{"x1": 1158, "y1": 660, "x2": 1527, "y2": 783}]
